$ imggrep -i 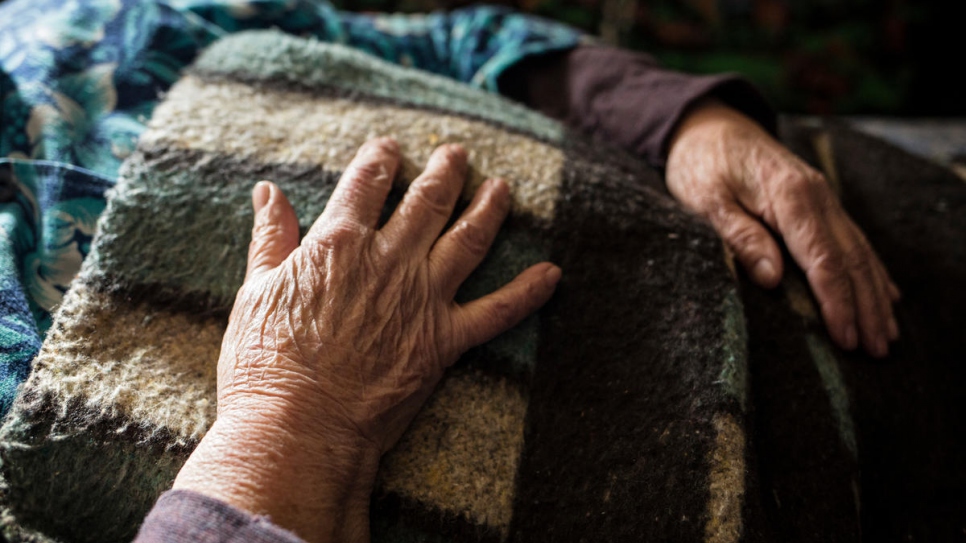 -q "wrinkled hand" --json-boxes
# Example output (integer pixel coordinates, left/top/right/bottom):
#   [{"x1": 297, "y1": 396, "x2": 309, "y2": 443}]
[
  {"x1": 666, "y1": 100, "x2": 900, "y2": 357},
  {"x1": 173, "y1": 138, "x2": 560, "y2": 543}
]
